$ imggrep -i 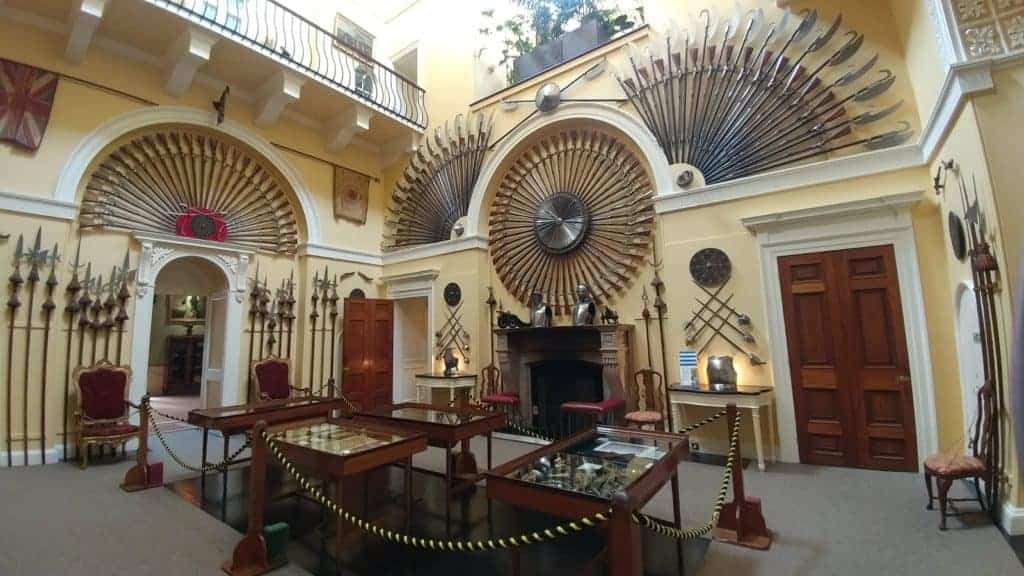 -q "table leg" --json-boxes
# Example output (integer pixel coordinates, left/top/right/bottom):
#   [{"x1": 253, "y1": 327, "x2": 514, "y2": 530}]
[
  {"x1": 445, "y1": 443, "x2": 452, "y2": 533},
  {"x1": 201, "y1": 427, "x2": 209, "y2": 498},
  {"x1": 221, "y1": 434, "x2": 229, "y2": 520},
  {"x1": 751, "y1": 407, "x2": 765, "y2": 472},
  {"x1": 766, "y1": 403, "x2": 777, "y2": 463},
  {"x1": 405, "y1": 457, "x2": 413, "y2": 531},
  {"x1": 670, "y1": 472, "x2": 684, "y2": 575},
  {"x1": 224, "y1": 423, "x2": 269, "y2": 576},
  {"x1": 487, "y1": 432, "x2": 492, "y2": 471},
  {"x1": 335, "y1": 479, "x2": 345, "y2": 570},
  {"x1": 606, "y1": 502, "x2": 642, "y2": 576}
]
